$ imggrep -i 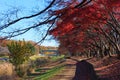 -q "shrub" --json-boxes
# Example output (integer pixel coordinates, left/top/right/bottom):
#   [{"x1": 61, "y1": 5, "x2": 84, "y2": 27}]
[{"x1": 7, "y1": 40, "x2": 35, "y2": 77}]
